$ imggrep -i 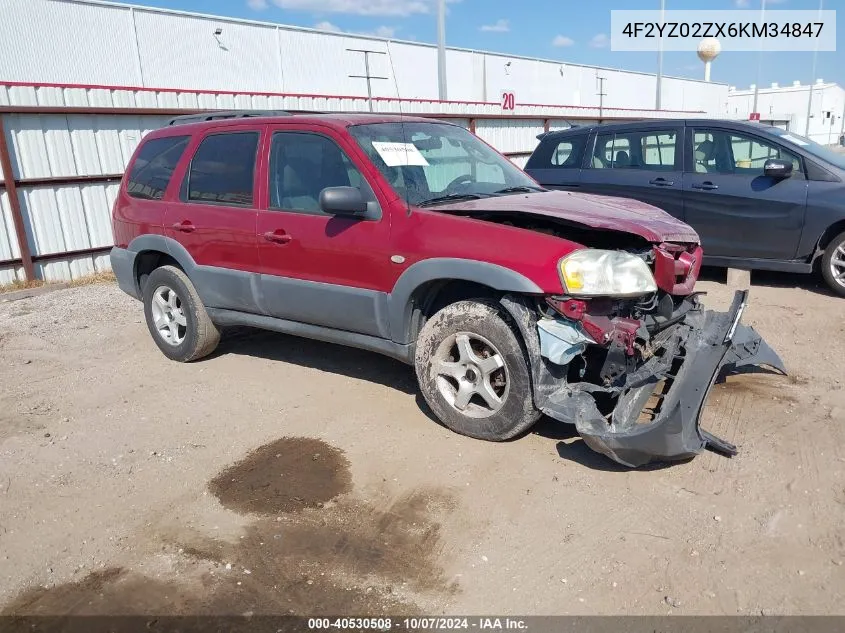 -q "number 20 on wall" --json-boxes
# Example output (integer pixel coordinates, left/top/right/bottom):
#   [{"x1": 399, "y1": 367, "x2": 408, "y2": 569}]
[{"x1": 500, "y1": 91, "x2": 516, "y2": 111}]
